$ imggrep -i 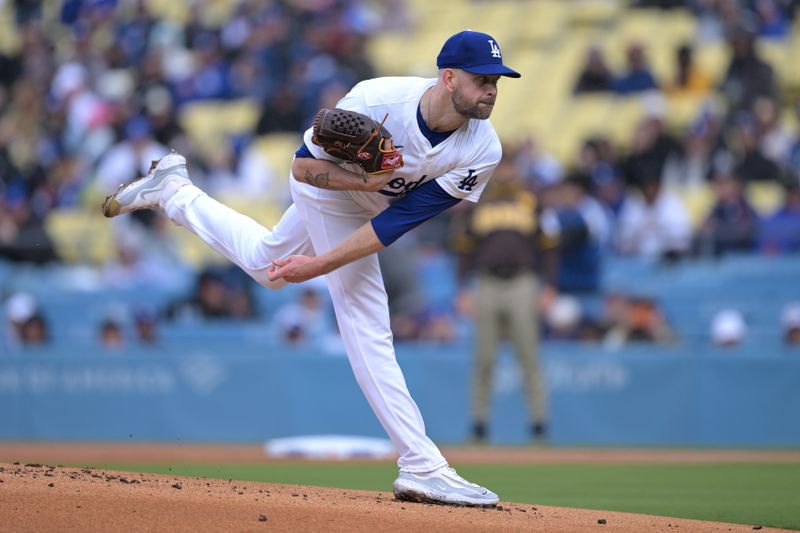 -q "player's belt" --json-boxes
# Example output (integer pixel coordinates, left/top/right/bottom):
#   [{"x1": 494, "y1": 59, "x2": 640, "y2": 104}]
[{"x1": 482, "y1": 266, "x2": 531, "y2": 279}]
